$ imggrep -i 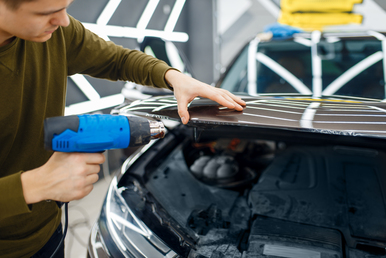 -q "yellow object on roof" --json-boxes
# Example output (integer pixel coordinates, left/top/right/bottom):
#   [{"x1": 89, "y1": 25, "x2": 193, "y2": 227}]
[
  {"x1": 278, "y1": 12, "x2": 363, "y2": 31},
  {"x1": 281, "y1": 0, "x2": 363, "y2": 13}
]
